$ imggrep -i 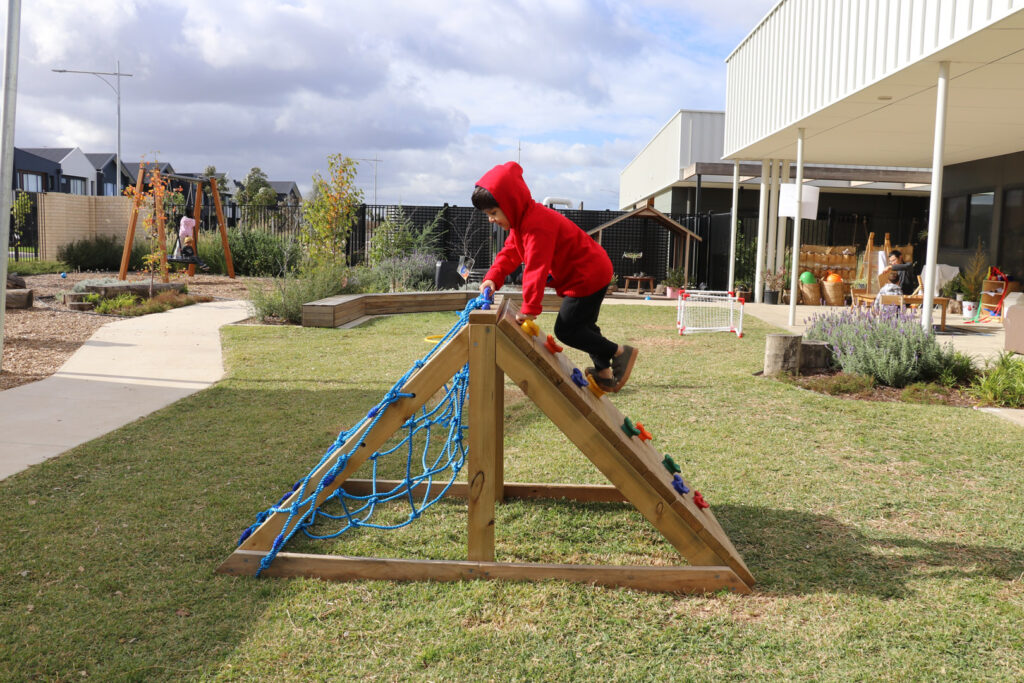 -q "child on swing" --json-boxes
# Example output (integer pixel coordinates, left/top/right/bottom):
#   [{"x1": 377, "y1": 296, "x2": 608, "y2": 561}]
[
  {"x1": 173, "y1": 213, "x2": 209, "y2": 271},
  {"x1": 474, "y1": 161, "x2": 638, "y2": 392}
]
